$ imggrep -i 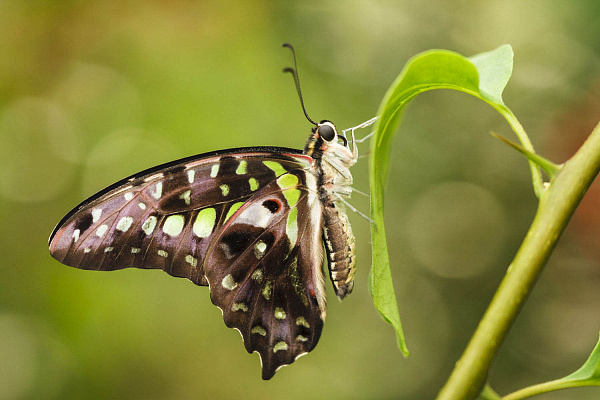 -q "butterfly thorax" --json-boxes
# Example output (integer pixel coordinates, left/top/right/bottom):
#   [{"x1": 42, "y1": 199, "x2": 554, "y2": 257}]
[{"x1": 304, "y1": 123, "x2": 357, "y2": 299}]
